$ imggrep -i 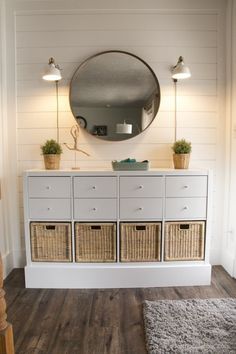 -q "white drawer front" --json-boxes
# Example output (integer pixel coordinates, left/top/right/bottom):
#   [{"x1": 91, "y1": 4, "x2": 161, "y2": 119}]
[
  {"x1": 28, "y1": 177, "x2": 71, "y2": 198},
  {"x1": 74, "y1": 177, "x2": 117, "y2": 198},
  {"x1": 120, "y1": 198, "x2": 163, "y2": 219},
  {"x1": 166, "y1": 176, "x2": 207, "y2": 197},
  {"x1": 165, "y1": 198, "x2": 207, "y2": 219},
  {"x1": 74, "y1": 199, "x2": 117, "y2": 220},
  {"x1": 29, "y1": 199, "x2": 71, "y2": 219},
  {"x1": 120, "y1": 177, "x2": 164, "y2": 198}
]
